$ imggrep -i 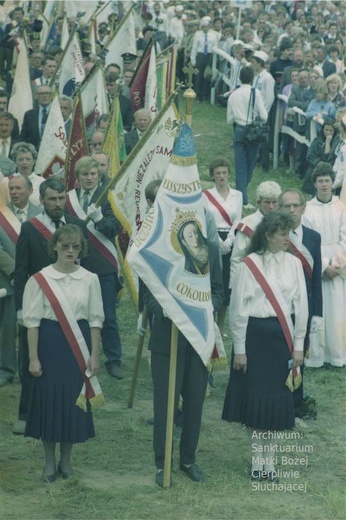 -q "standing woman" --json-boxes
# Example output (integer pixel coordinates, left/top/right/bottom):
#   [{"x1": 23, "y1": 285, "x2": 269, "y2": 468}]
[
  {"x1": 223, "y1": 212, "x2": 308, "y2": 479},
  {"x1": 227, "y1": 66, "x2": 267, "y2": 209},
  {"x1": 204, "y1": 157, "x2": 242, "y2": 337},
  {"x1": 23, "y1": 225, "x2": 104, "y2": 482}
]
